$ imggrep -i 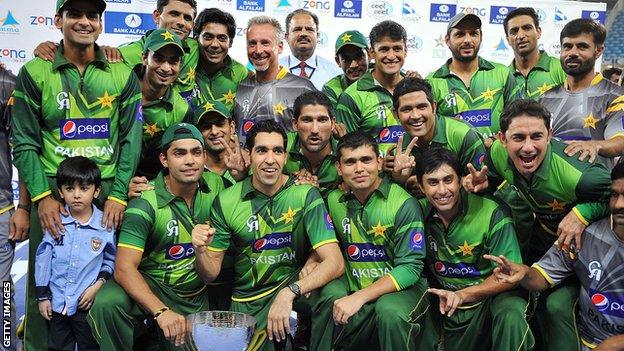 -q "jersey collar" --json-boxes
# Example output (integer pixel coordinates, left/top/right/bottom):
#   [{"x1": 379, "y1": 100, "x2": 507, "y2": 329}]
[
  {"x1": 240, "y1": 175, "x2": 295, "y2": 200},
  {"x1": 563, "y1": 73, "x2": 604, "y2": 90},
  {"x1": 198, "y1": 55, "x2": 235, "y2": 79},
  {"x1": 52, "y1": 41, "x2": 109, "y2": 72},
  {"x1": 431, "y1": 56, "x2": 494, "y2": 79},
  {"x1": 60, "y1": 204, "x2": 103, "y2": 228},
  {"x1": 154, "y1": 171, "x2": 210, "y2": 208},
  {"x1": 424, "y1": 188, "x2": 470, "y2": 223},
  {"x1": 509, "y1": 50, "x2": 552, "y2": 75},
  {"x1": 339, "y1": 175, "x2": 392, "y2": 204}
]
